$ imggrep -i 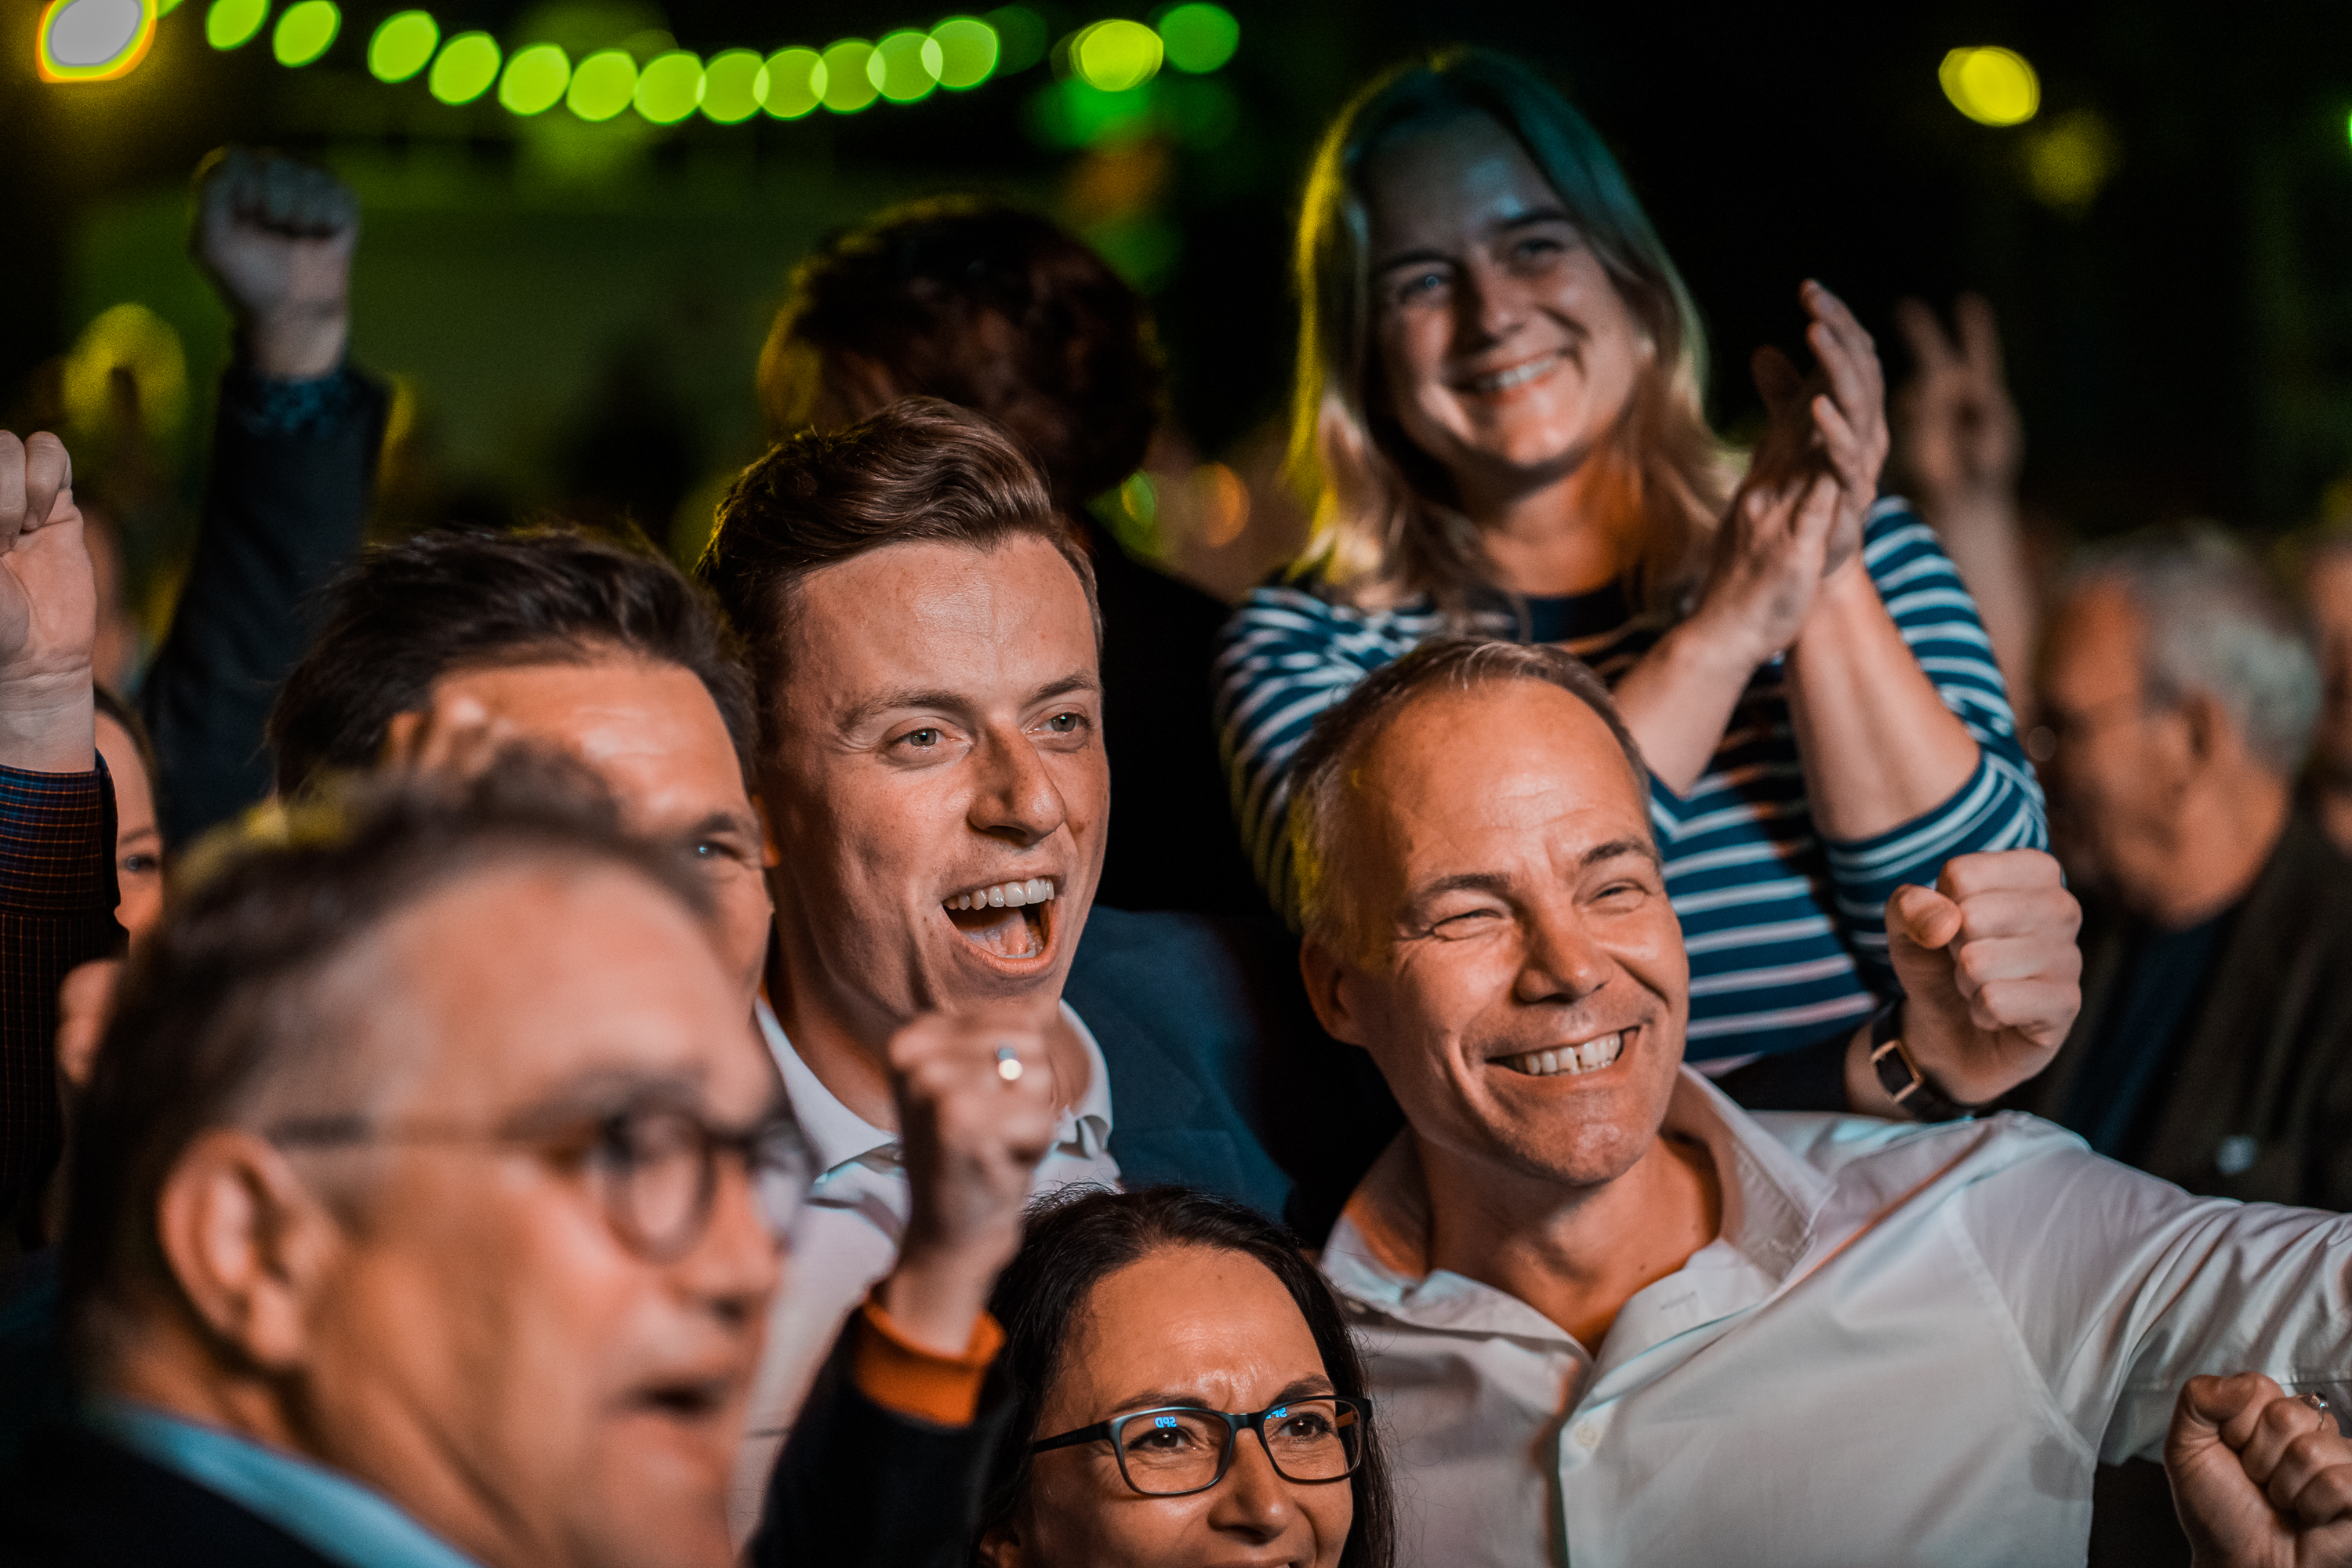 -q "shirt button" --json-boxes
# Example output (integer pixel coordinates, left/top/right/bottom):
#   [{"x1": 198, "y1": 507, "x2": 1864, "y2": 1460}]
[{"x1": 1572, "y1": 1422, "x2": 1601, "y2": 1449}]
